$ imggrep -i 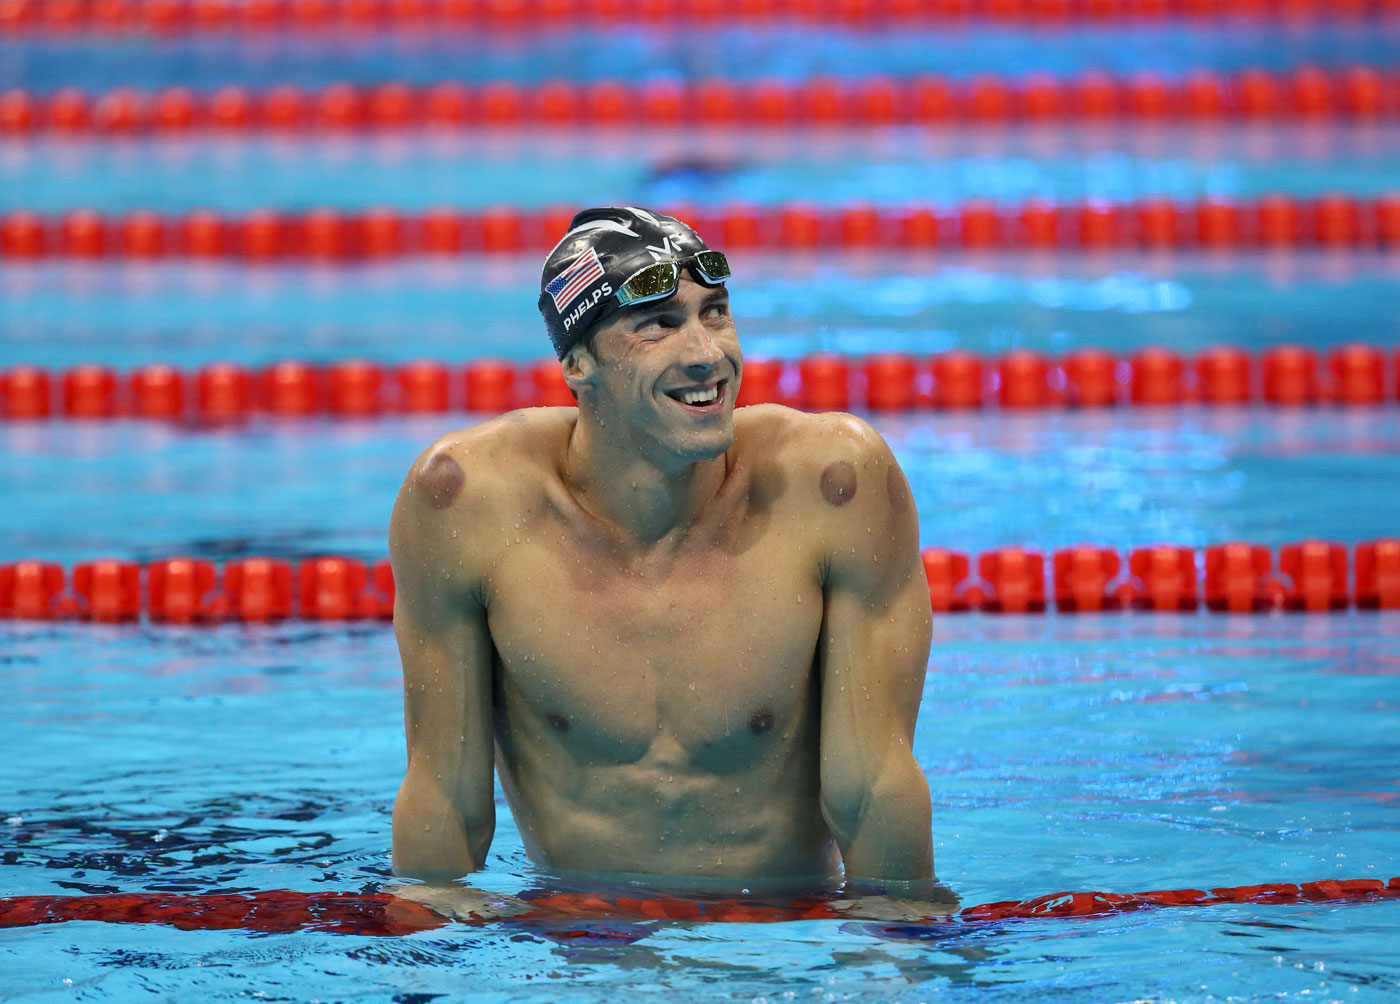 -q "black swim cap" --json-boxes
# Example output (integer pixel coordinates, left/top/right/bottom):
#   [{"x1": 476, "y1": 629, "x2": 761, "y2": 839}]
[{"x1": 538, "y1": 206, "x2": 714, "y2": 359}]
